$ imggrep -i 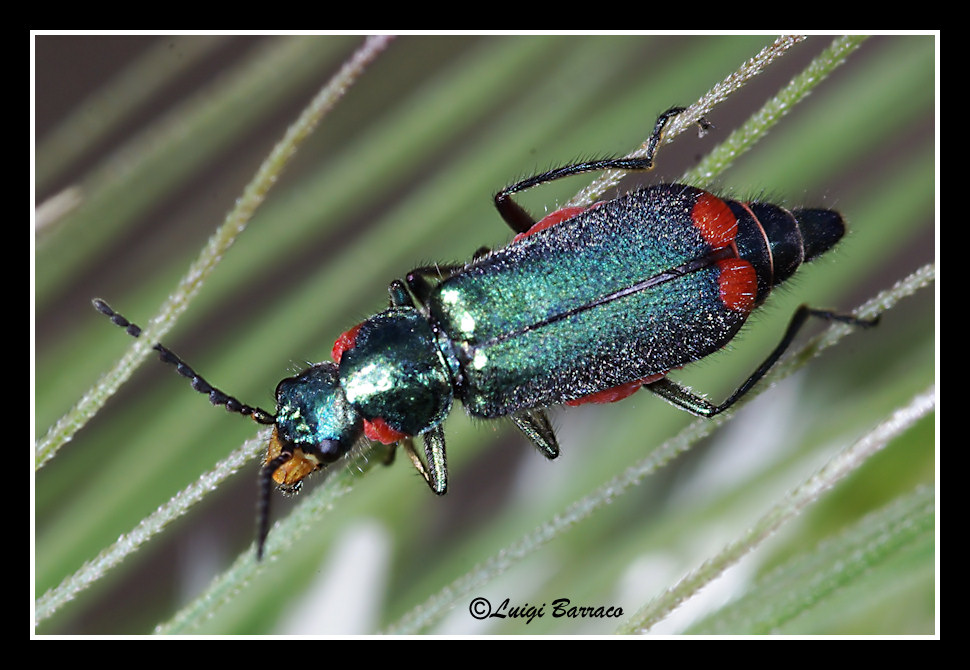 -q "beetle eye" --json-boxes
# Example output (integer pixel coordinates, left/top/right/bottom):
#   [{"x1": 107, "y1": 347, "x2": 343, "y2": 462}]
[{"x1": 317, "y1": 438, "x2": 342, "y2": 461}]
